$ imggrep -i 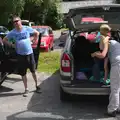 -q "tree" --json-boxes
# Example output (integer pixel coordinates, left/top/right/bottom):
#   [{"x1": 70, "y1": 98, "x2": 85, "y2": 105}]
[
  {"x1": 0, "y1": 0, "x2": 25, "y2": 25},
  {"x1": 22, "y1": 0, "x2": 42, "y2": 20},
  {"x1": 116, "y1": 0, "x2": 120, "y2": 3},
  {"x1": 22, "y1": 0, "x2": 64, "y2": 29},
  {"x1": 0, "y1": 0, "x2": 64, "y2": 29},
  {"x1": 45, "y1": 1, "x2": 64, "y2": 29}
]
